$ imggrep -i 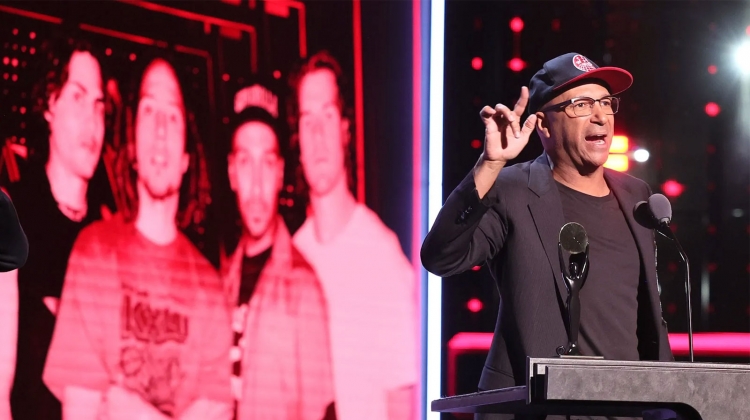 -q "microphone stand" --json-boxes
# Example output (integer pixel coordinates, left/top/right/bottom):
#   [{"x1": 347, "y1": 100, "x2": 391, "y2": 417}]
[{"x1": 657, "y1": 224, "x2": 694, "y2": 363}]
